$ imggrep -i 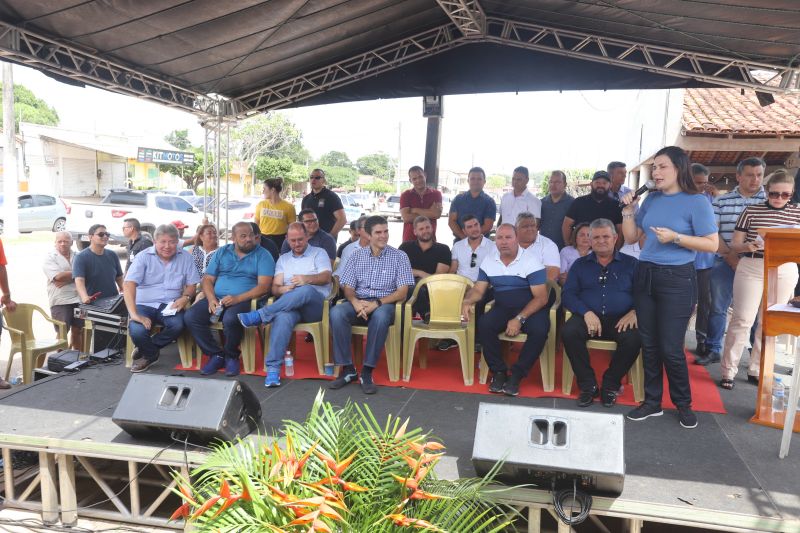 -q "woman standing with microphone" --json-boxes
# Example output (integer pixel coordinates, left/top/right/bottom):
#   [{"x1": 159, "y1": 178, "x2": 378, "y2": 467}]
[{"x1": 620, "y1": 146, "x2": 718, "y2": 429}]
